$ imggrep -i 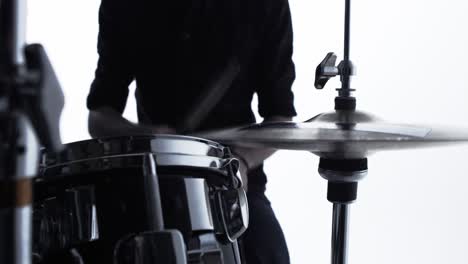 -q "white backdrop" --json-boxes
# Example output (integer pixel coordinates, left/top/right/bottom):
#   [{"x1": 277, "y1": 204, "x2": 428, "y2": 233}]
[{"x1": 27, "y1": 0, "x2": 468, "y2": 263}]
